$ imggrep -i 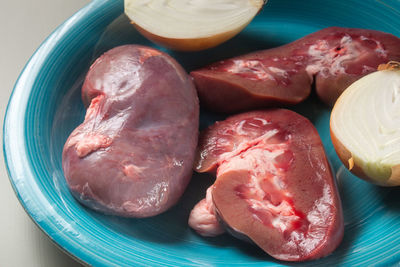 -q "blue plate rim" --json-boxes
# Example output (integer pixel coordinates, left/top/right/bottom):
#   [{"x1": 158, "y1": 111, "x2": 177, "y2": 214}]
[
  {"x1": 4, "y1": 0, "x2": 400, "y2": 266},
  {"x1": 2, "y1": 0, "x2": 120, "y2": 266}
]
